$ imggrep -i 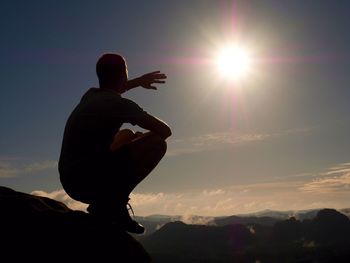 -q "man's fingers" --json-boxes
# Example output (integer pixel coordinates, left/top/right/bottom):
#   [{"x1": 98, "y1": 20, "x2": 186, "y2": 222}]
[
  {"x1": 145, "y1": 72, "x2": 167, "y2": 79},
  {"x1": 155, "y1": 74, "x2": 167, "y2": 79},
  {"x1": 156, "y1": 73, "x2": 167, "y2": 77},
  {"x1": 143, "y1": 84, "x2": 157, "y2": 90},
  {"x1": 141, "y1": 71, "x2": 167, "y2": 90},
  {"x1": 145, "y1": 85, "x2": 157, "y2": 90},
  {"x1": 145, "y1": 71, "x2": 161, "y2": 76},
  {"x1": 150, "y1": 73, "x2": 166, "y2": 80}
]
